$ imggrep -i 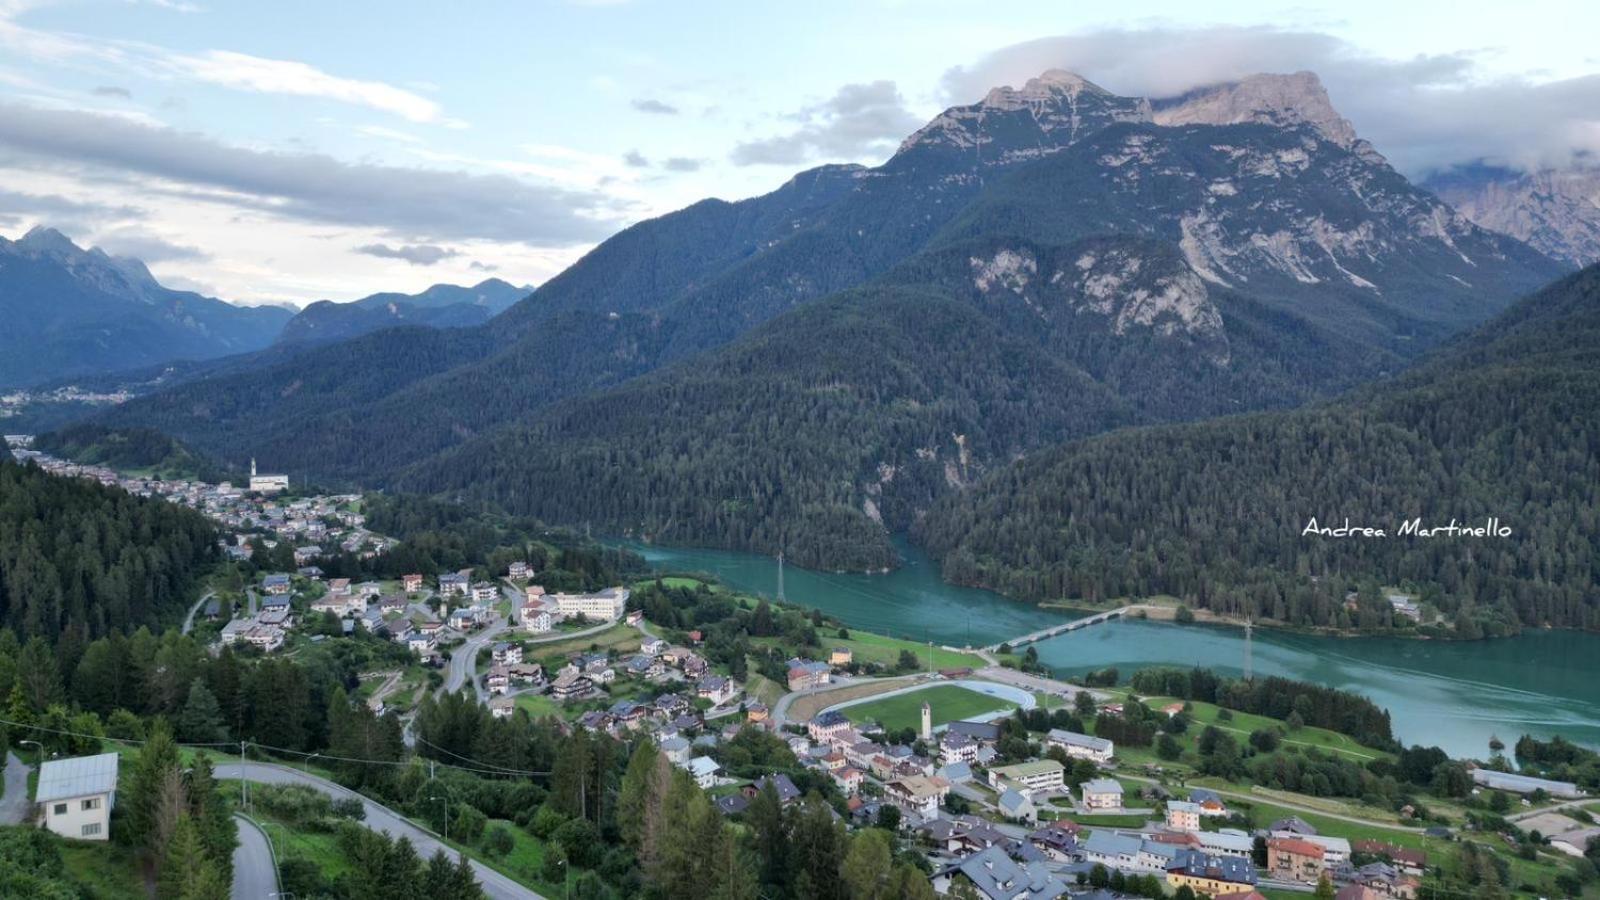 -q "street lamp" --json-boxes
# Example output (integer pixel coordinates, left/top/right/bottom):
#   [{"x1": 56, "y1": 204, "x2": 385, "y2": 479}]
[
  {"x1": 429, "y1": 795, "x2": 449, "y2": 842},
  {"x1": 303, "y1": 752, "x2": 319, "y2": 776}
]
